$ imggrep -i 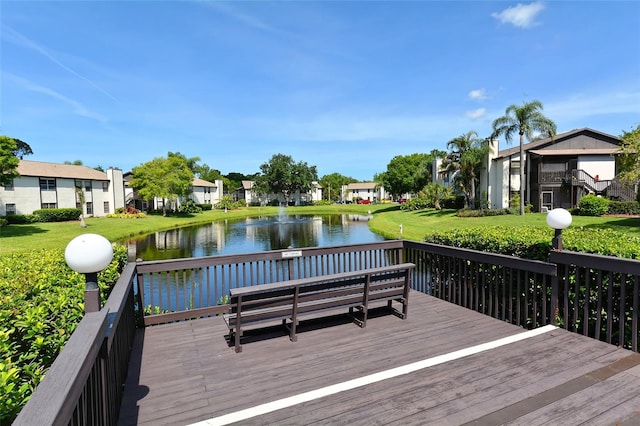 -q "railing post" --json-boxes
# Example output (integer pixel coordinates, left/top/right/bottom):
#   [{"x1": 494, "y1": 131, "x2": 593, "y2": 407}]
[
  {"x1": 550, "y1": 273, "x2": 559, "y2": 326},
  {"x1": 135, "y1": 259, "x2": 145, "y2": 326}
]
